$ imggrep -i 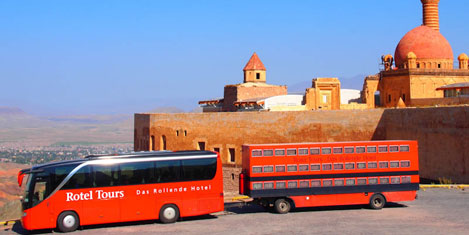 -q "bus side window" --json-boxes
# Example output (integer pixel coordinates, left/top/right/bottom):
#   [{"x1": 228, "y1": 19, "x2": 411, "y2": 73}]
[
  {"x1": 156, "y1": 160, "x2": 181, "y2": 183},
  {"x1": 63, "y1": 166, "x2": 92, "y2": 189},
  {"x1": 120, "y1": 161, "x2": 155, "y2": 185},
  {"x1": 92, "y1": 164, "x2": 119, "y2": 187},
  {"x1": 182, "y1": 158, "x2": 217, "y2": 181}
]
